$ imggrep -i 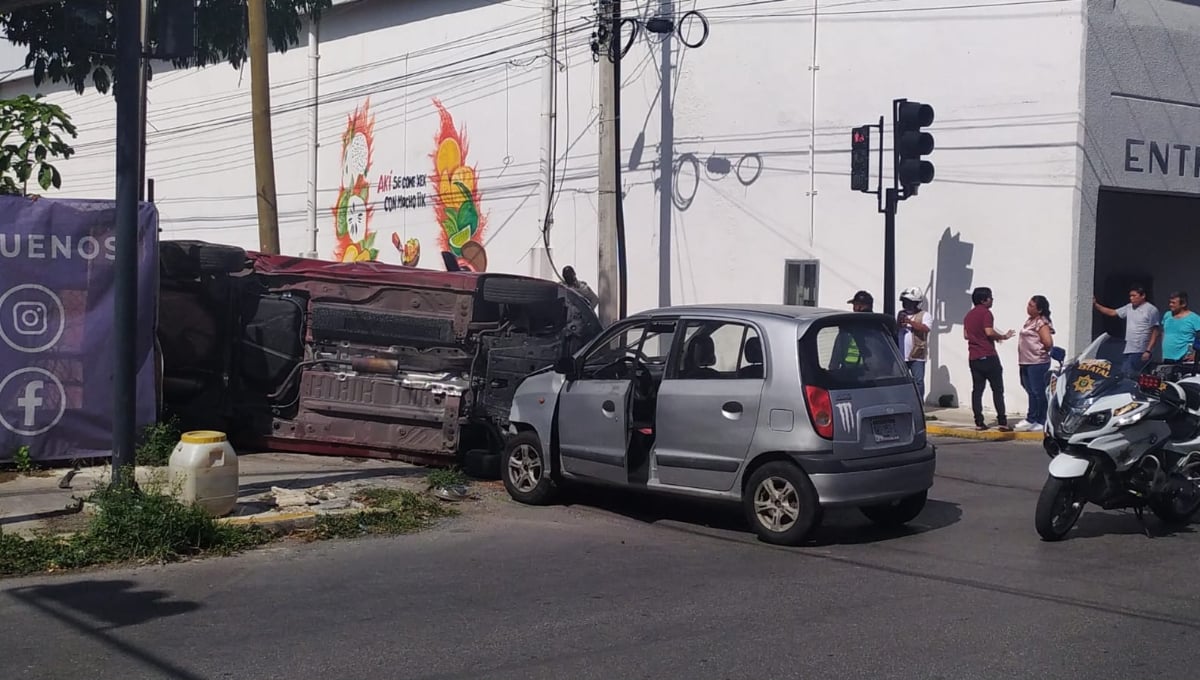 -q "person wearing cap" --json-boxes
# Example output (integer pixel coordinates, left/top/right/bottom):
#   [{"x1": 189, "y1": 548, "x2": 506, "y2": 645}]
[
  {"x1": 848, "y1": 290, "x2": 874, "y2": 313},
  {"x1": 836, "y1": 291, "x2": 874, "y2": 367},
  {"x1": 897, "y1": 287, "x2": 931, "y2": 401}
]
